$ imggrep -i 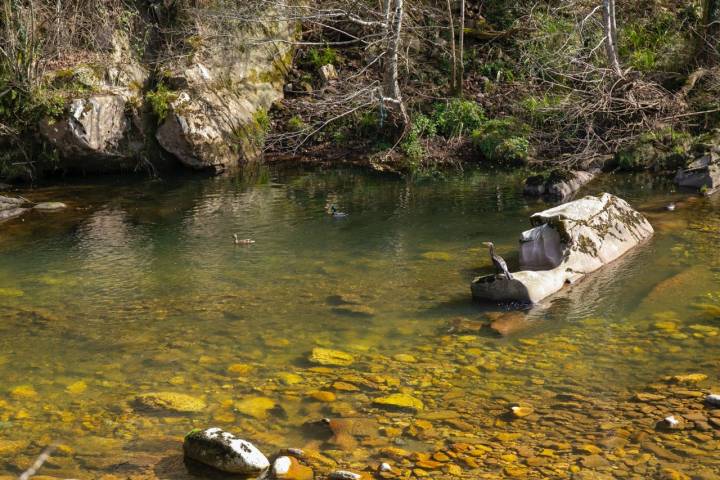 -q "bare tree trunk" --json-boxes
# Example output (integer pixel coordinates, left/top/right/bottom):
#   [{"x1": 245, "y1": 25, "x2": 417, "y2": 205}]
[
  {"x1": 383, "y1": 0, "x2": 408, "y2": 126},
  {"x1": 602, "y1": 0, "x2": 623, "y2": 77},
  {"x1": 445, "y1": 0, "x2": 457, "y2": 94},
  {"x1": 700, "y1": 0, "x2": 720, "y2": 64},
  {"x1": 457, "y1": 0, "x2": 464, "y2": 95}
]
